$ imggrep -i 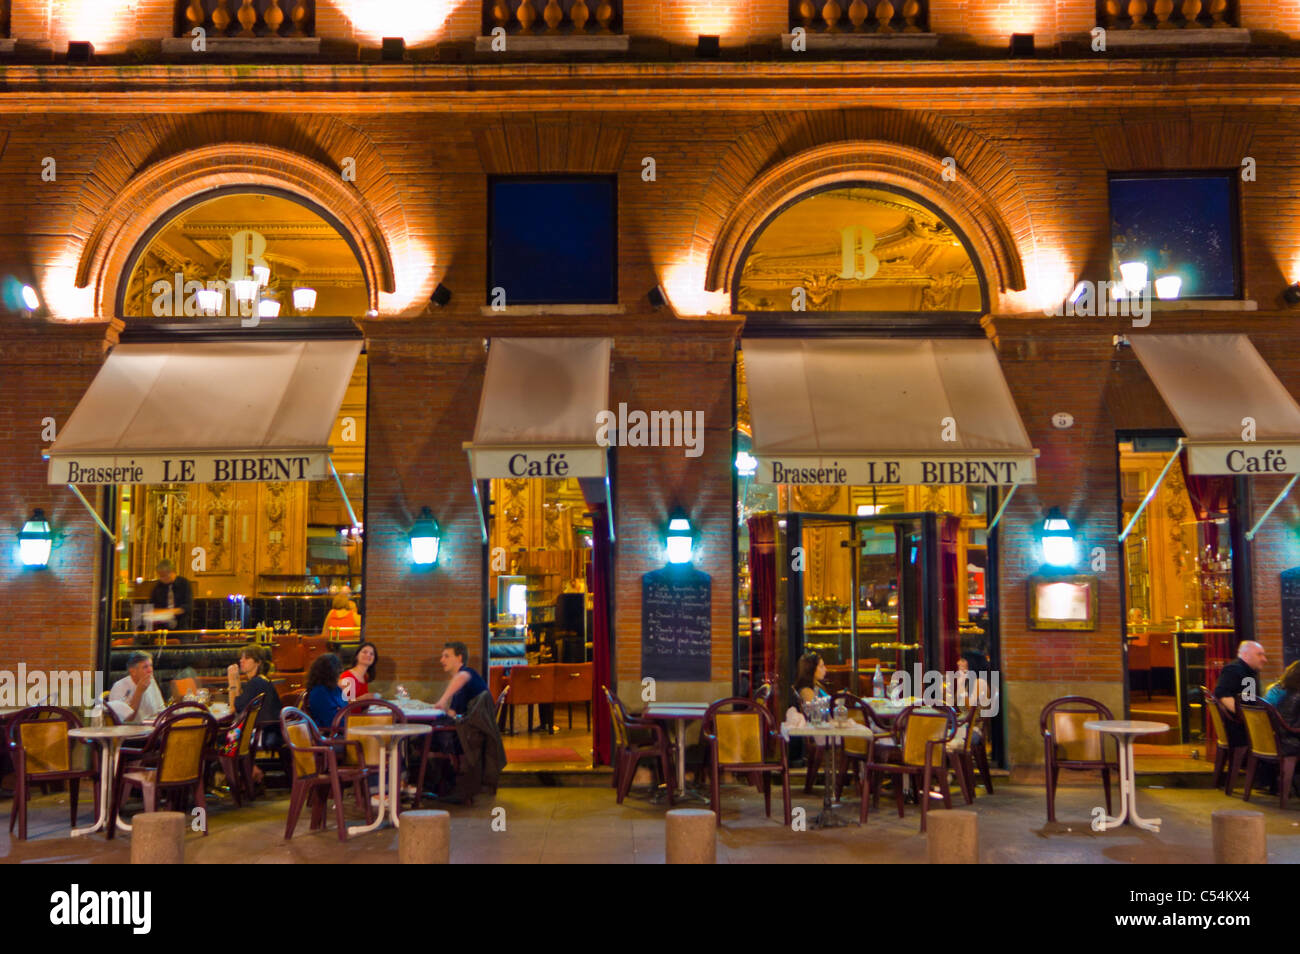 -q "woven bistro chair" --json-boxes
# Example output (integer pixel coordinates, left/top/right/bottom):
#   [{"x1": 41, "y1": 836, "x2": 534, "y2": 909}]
[
  {"x1": 946, "y1": 705, "x2": 993, "y2": 803},
  {"x1": 280, "y1": 707, "x2": 372, "y2": 842},
  {"x1": 603, "y1": 686, "x2": 675, "y2": 805},
  {"x1": 701, "y1": 697, "x2": 791, "y2": 828},
  {"x1": 1203, "y1": 687, "x2": 1249, "y2": 794},
  {"x1": 1240, "y1": 701, "x2": 1300, "y2": 809},
  {"x1": 830, "y1": 690, "x2": 892, "y2": 802},
  {"x1": 7, "y1": 706, "x2": 99, "y2": 841},
  {"x1": 109, "y1": 708, "x2": 216, "y2": 839},
  {"x1": 862, "y1": 704, "x2": 957, "y2": 831},
  {"x1": 331, "y1": 698, "x2": 405, "y2": 815},
  {"x1": 1040, "y1": 696, "x2": 1117, "y2": 823},
  {"x1": 211, "y1": 693, "x2": 264, "y2": 806}
]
